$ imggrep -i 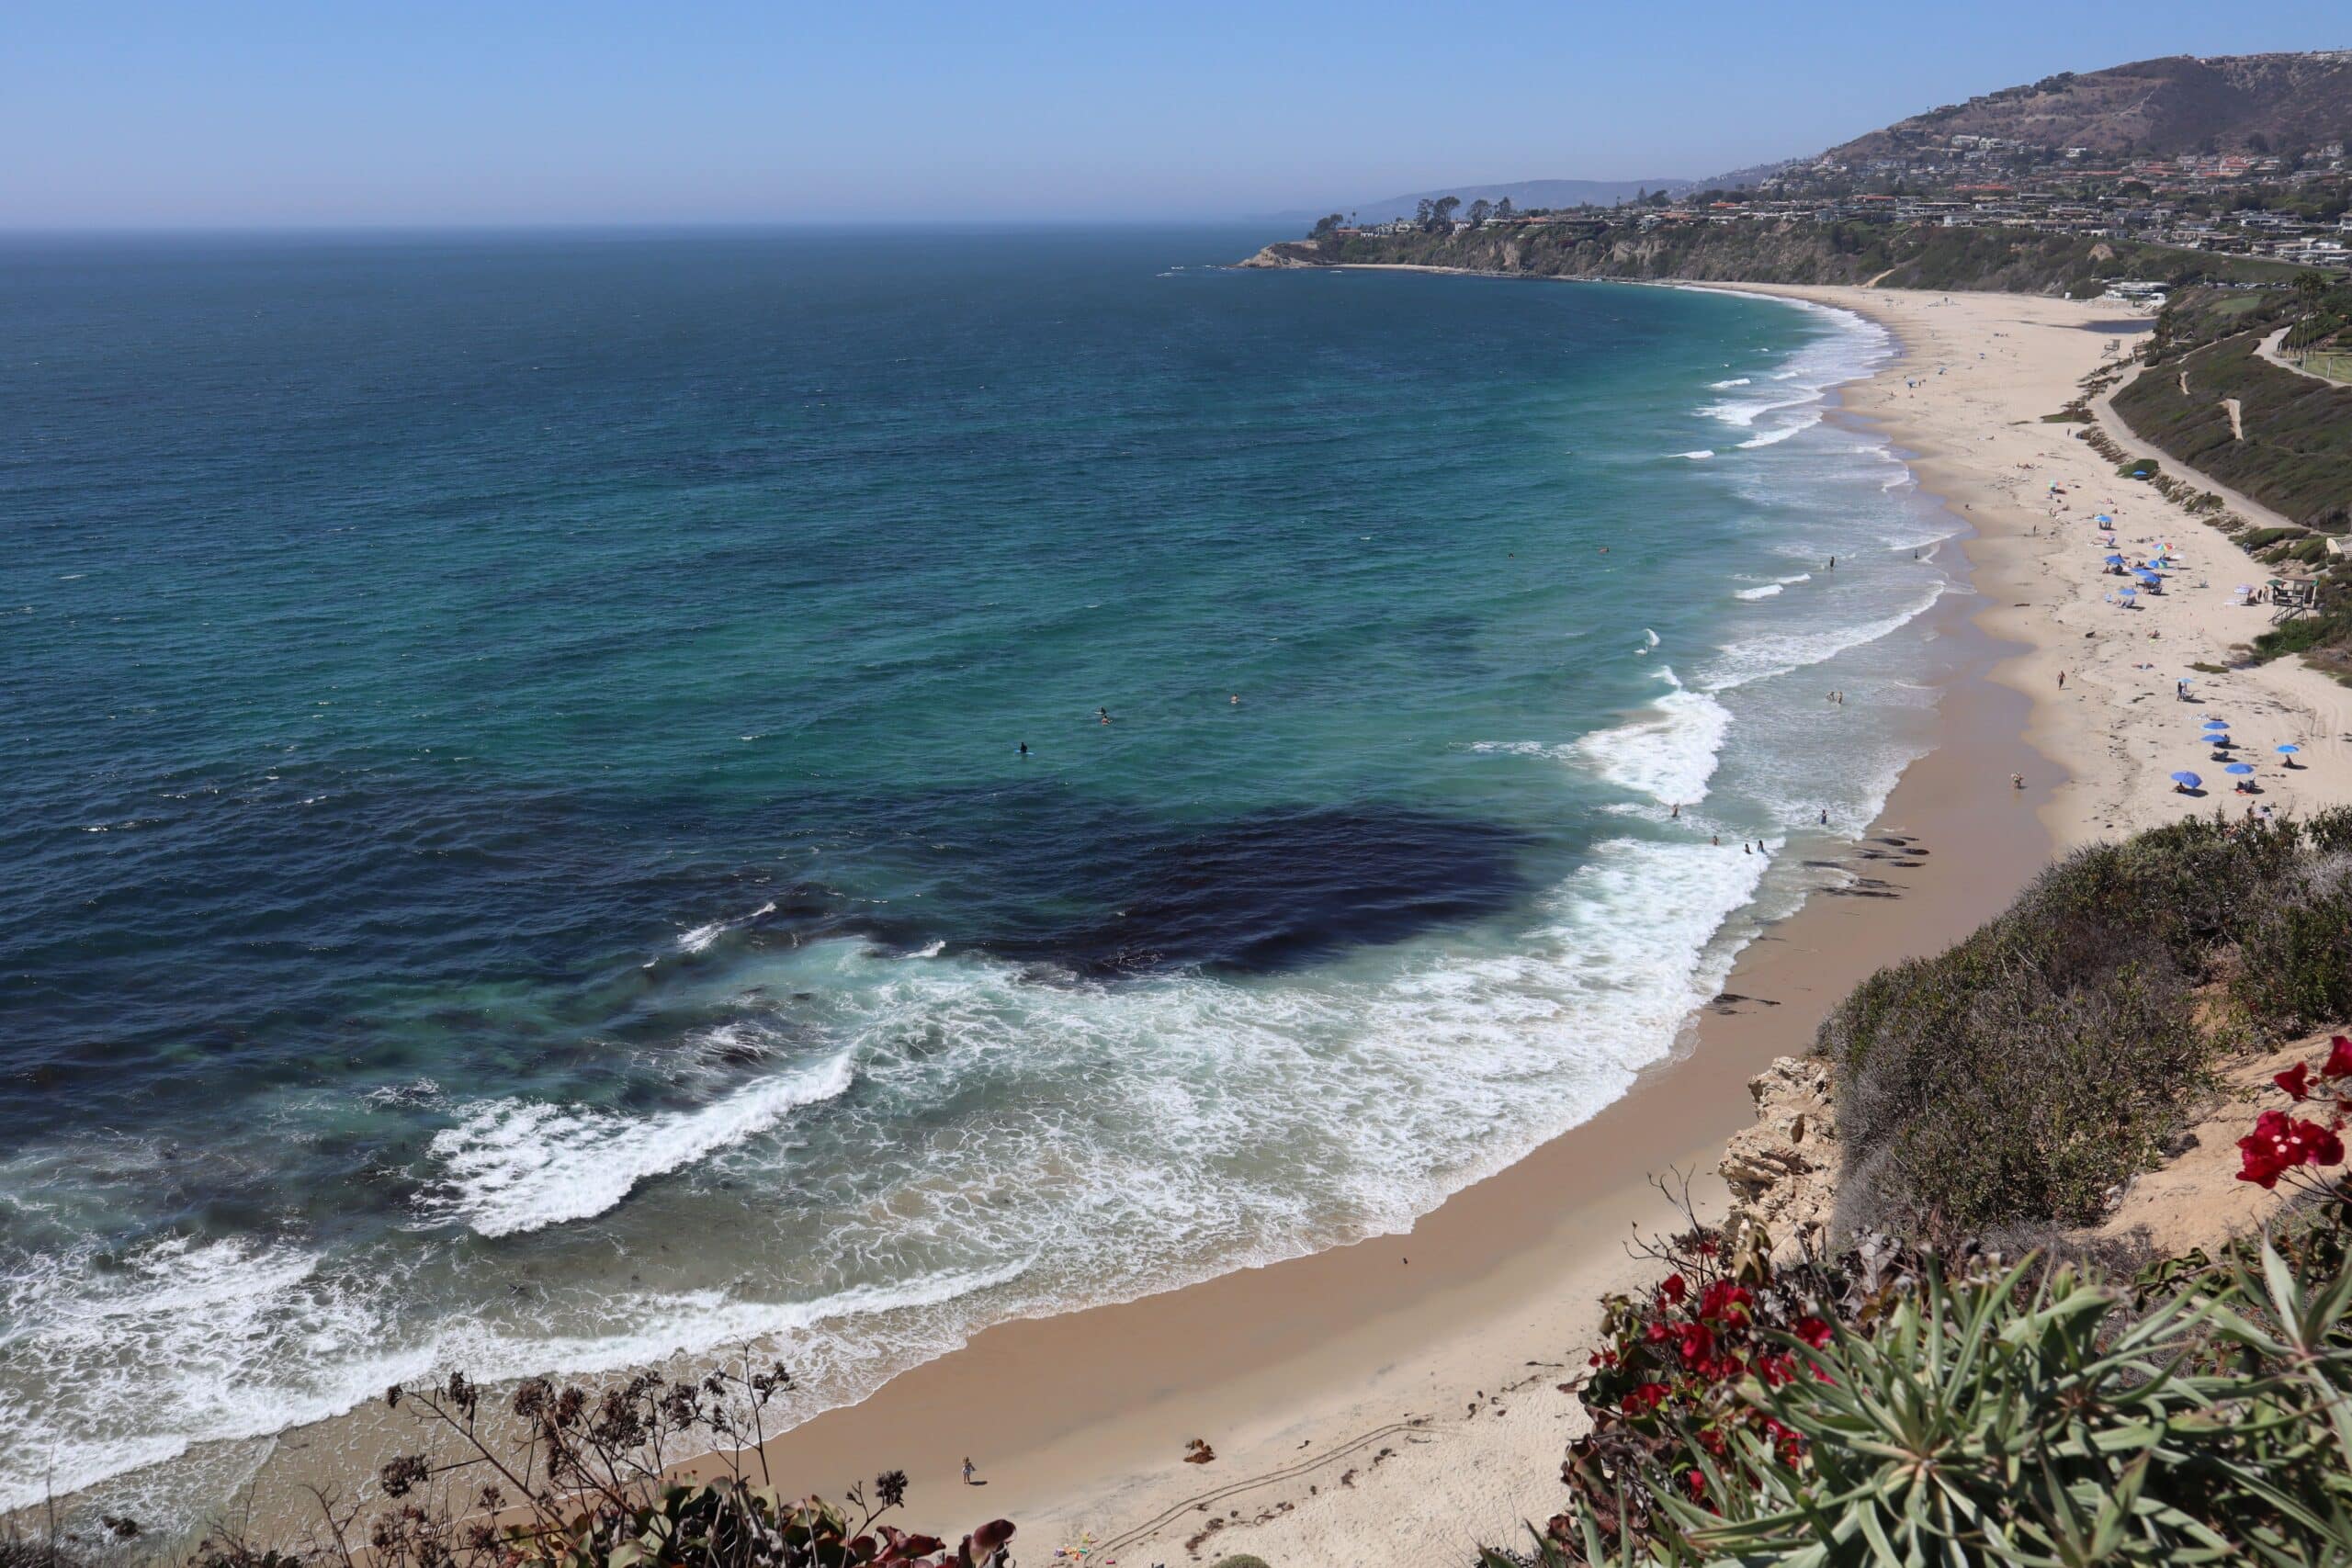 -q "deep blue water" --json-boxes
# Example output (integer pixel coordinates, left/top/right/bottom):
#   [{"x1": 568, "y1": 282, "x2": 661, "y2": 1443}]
[{"x1": 0, "y1": 227, "x2": 1957, "y2": 1518}]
